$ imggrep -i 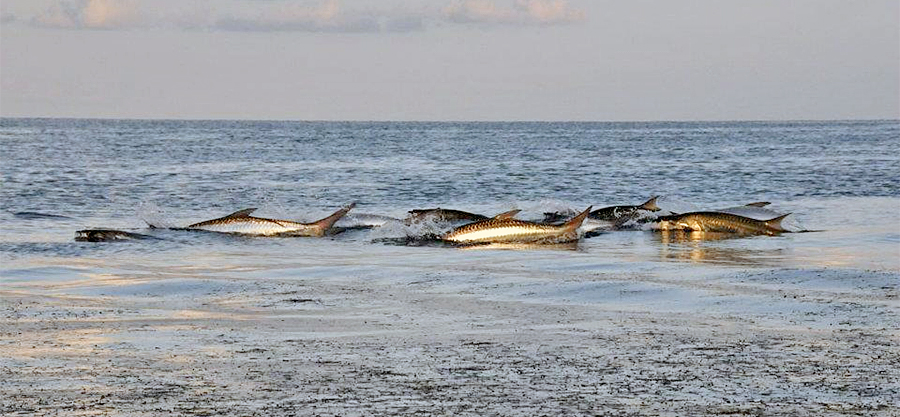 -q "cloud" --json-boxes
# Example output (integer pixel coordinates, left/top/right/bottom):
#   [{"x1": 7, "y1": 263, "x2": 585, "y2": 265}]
[
  {"x1": 212, "y1": 0, "x2": 430, "y2": 33},
  {"x1": 517, "y1": 0, "x2": 585, "y2": 24},
  {"x1": 443, "y1": 0, "x2": 584, "y2": 25},
  {"x1": 213, "y1": 0, "x2": 387, "y2": 33},
  {"x1": 32, "y1": 2, "x2": 79, "y2": 29},
  {"x1": 26, "y1": 0, "x2": 583, "y2": 32},
  {"x1": 33, "y1": 0, "x2": 140, "y2": 29},
  {"x1": 28, "y1": 0, "x2": 422, "y2": 33},
  {"x1": 443, "y1": 0, "x2": 511, "y2": 24},
  {"x1": 81, "y1": 0, "x2": 139, "y2": 28}
]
